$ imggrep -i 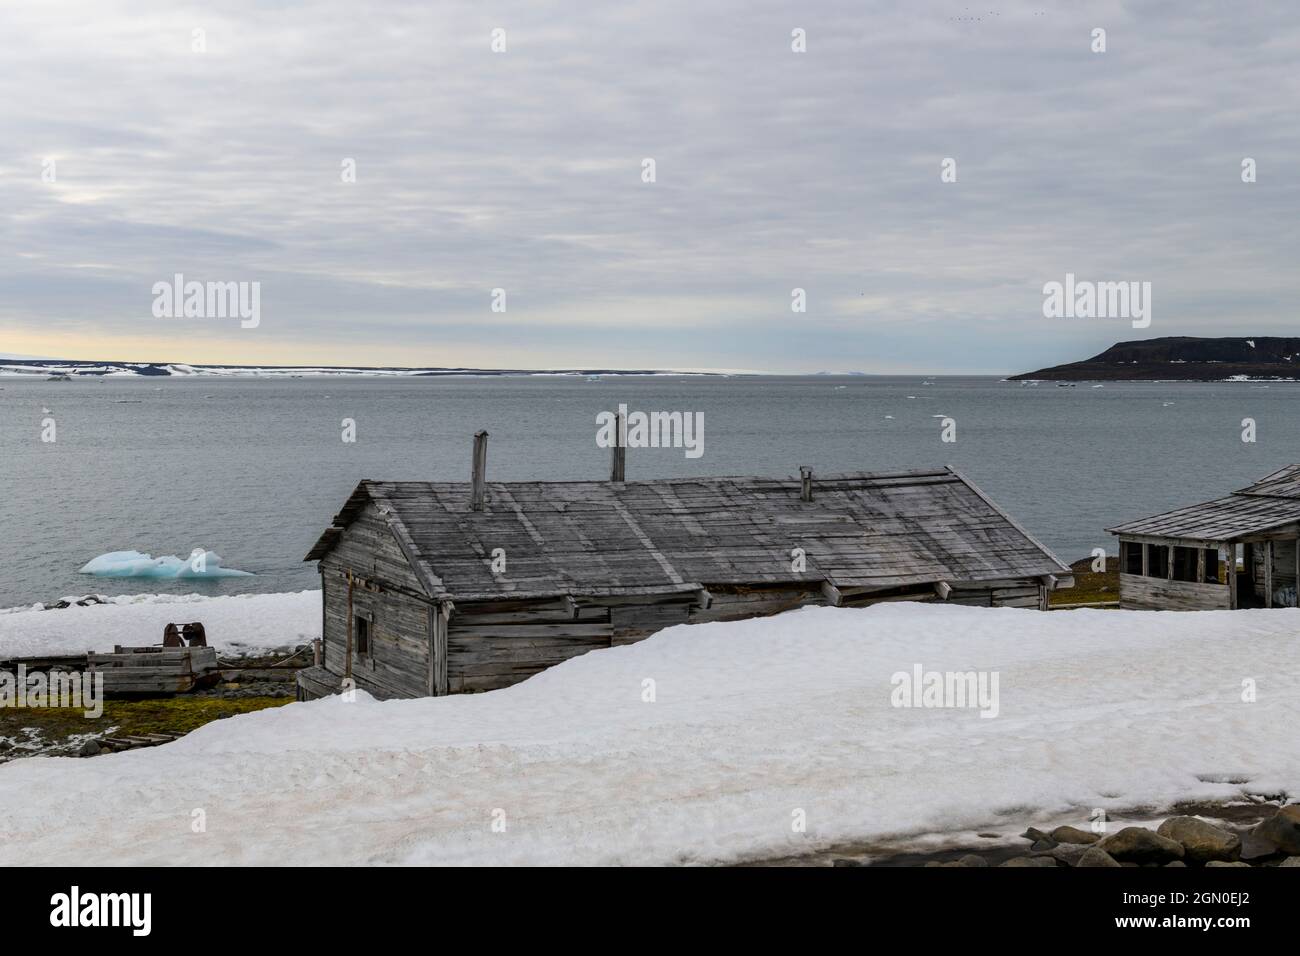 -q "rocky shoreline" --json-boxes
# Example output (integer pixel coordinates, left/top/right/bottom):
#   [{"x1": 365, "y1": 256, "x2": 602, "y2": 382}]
[{"x1": 749, "y1": 799, "x2": 1299, "y2": 868}]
